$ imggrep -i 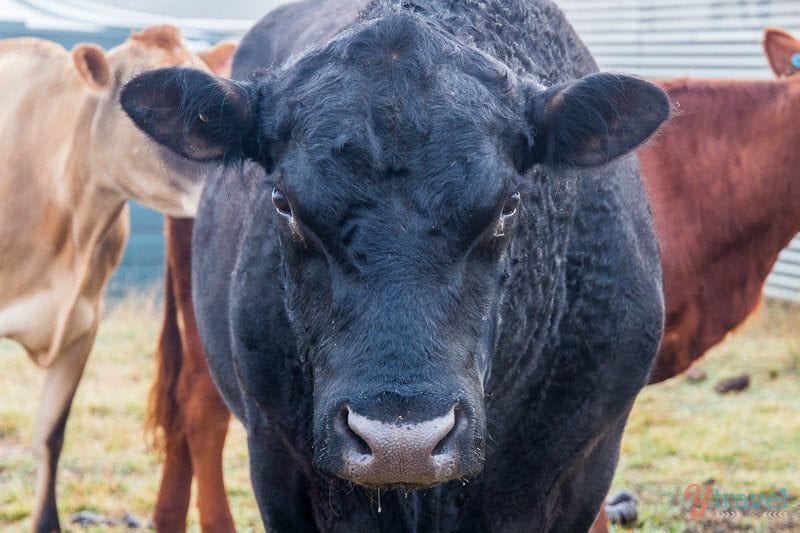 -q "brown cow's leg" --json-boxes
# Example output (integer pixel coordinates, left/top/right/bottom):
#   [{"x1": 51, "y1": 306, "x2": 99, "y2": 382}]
[
  {"x1": 152, "y1": 241, "x2": 194, "y2": 532},
  {"x1": 588, "y1": 505, "x2": 609, "y2": 533},
  {"x1": 154, "y1": 217, "x2": 234, "y2": 532},
  {"x1": 170, "y1": 217, "x2": 234, "y2": 532},
  {"x1": 153, "y1": 435, "x2": 193, "y2": 532},
  {"x1": 156, "y1": 321, "x2": 232, "y2": 533},
  {"x1": 31, "y1": 328, "x2": 95, "y2": 533},
  {"x1": 182, "y1": 373, "x2": 232, "y2": 532}
]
